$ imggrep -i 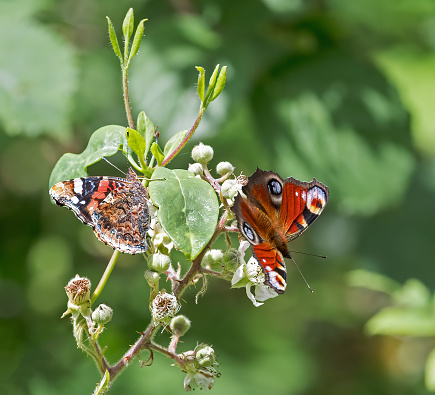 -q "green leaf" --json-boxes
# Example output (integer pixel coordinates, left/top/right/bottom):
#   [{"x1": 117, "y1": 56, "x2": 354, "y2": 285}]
[
  {"x1": 93, "y1": 370, "x2": 110, "y2": 395},
  {"x1": 106, "y1": 17, "x2": 122, "y2": 61},
  {"x1": 425, "y1": 348, "x2": 435, "y2": 392},
  {"x1": 392, "y1": 278, "x2": 431, "y2": 308},
  {"x1": 210, "y1": 65, "x2": 227, "y2": 102},
  {"x1": 250, "y1": 51, "x2": 416, "y2": 215},
  {"x1": 163, "y1": 130, "x2": 188, "y2": 160},
  {"x1": 204, "y1": 64, "x2": 220, "y2": 103},
  {"x1": 128, "y1": 19, "x2": 147, "y2": 63},
  {"x1": 366, "y1": 306, "x2": 435, "y2": 337},
  {"x1": 137, "y1": 111, "x2": 155, "y2": 159},
  {"x1": 149, "y1": 168, "x2": 219, "y2": 260},
  {"x1": 122, "y1": 8, "x2": 134, "y2": 42},
  {"x1": 150, "y1": 143, "x2": 165, "y2": 166},
  {"x1": 49, "y1": 125, "x2": 126, "y2": 187},
  {"x1": 126, "y1": 127, "x2": 146, "y2": 167},
  {"x1": 347, "y1": 269, "x2": 401, "y2": 296},
  {"x1": 196, "y1": 66, "x2": 205, "y2": 102}
]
